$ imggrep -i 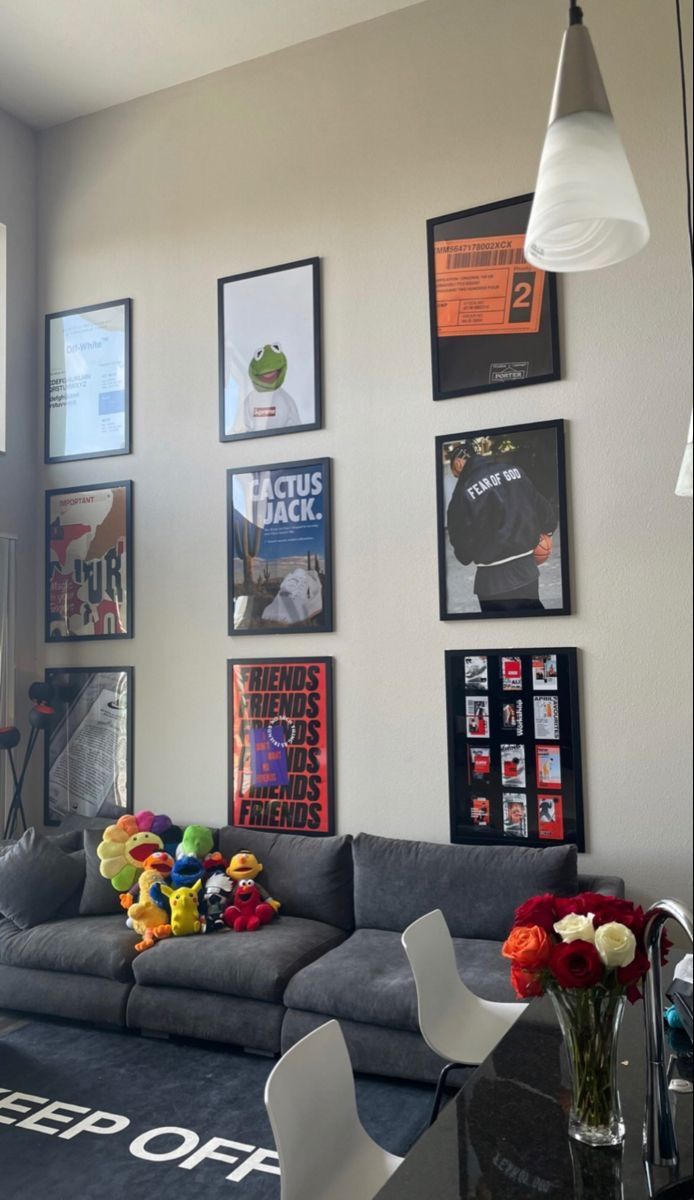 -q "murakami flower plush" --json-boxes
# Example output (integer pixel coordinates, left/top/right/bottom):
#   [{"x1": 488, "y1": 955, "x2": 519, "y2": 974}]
[{"x1": 502, "y1": 891, "x2": 671, "y2": 1147}]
